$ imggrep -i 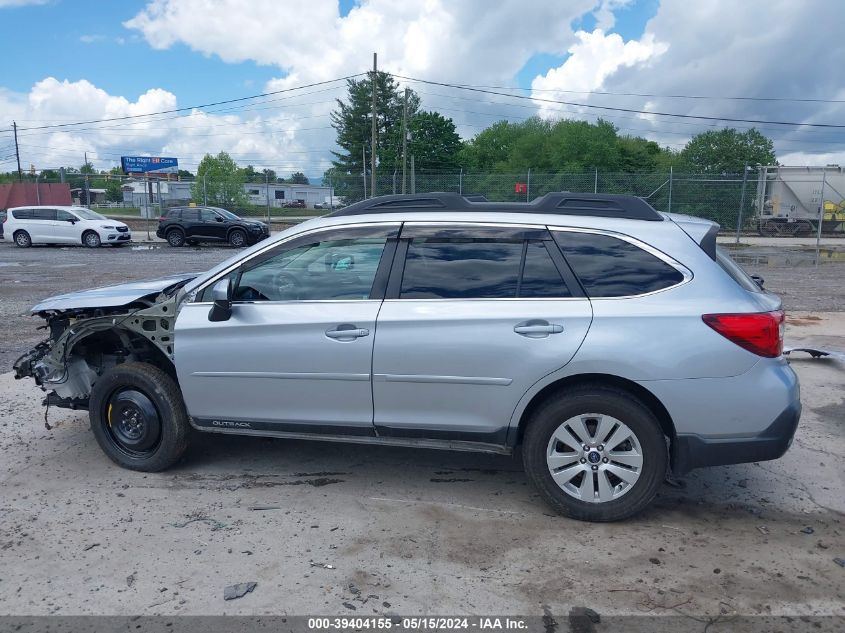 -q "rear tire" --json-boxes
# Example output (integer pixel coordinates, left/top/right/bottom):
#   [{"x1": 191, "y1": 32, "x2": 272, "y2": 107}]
[
  {"x1": 228, "y1": 229, "x2": 247, "y2": 247},
  {"x1": 89, "y1": 362, "x2": 189, "y2": 472},
  {"x1": 166, "y1": 229, "x2": 185, "y2": 247},
  {"x1": 522, "y1": 384, "x2": 667, "y2": 522},
  {"x1": 83, "y1": 231, "x2": 101, "y2": 248},
  {"x1": 14, "y1": 230, "x2": 32, "y2": 248}
]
